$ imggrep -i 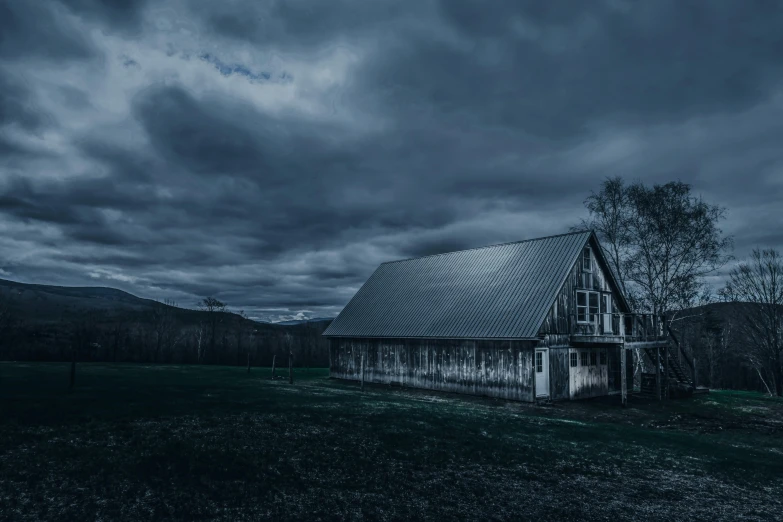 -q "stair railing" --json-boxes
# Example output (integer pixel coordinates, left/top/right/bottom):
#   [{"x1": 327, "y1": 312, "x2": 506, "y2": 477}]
[{"x1": 667, "y1": 326, "x2": 695, "y2": 389}]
